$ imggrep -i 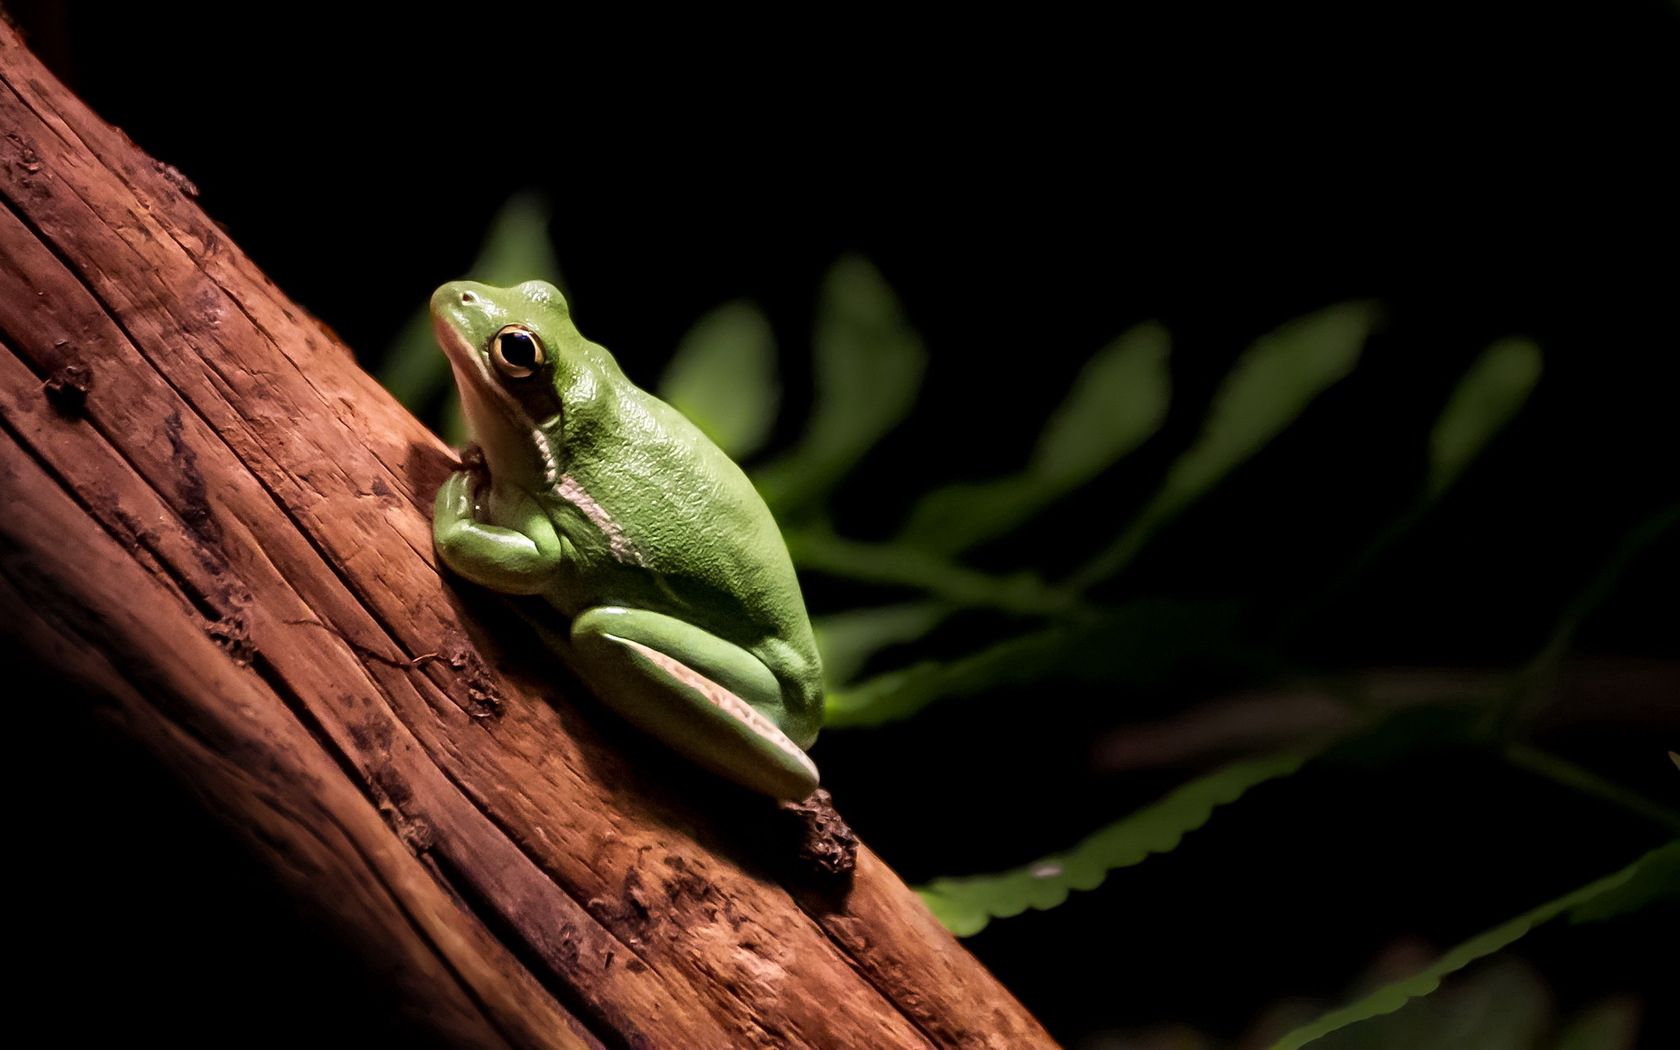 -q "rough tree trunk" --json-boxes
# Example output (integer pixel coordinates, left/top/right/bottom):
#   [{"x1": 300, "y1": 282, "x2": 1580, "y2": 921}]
[{"x1": 0, "y1": 26, "x2": 1054, "y2": 1049}]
